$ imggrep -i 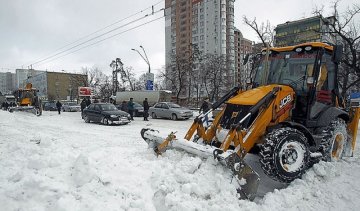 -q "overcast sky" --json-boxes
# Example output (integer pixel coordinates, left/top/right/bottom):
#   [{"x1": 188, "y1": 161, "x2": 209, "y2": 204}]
[{"x1": 0, "y1": 0, "x2": 358, "y2": 76}]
